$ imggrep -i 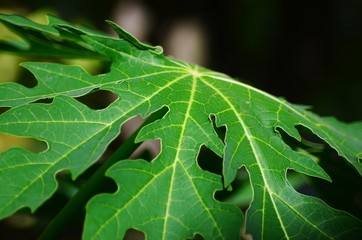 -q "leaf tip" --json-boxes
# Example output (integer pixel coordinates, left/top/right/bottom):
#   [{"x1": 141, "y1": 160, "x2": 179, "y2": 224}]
[{"x1": 105, "y1": 20, "x2": 163, "y2": 54}]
